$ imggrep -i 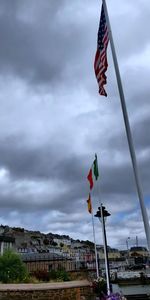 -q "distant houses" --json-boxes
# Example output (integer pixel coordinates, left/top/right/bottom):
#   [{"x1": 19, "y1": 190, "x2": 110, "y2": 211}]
[{"x1": 0, "y1": 225, "x2": 149, "y2": 273}]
